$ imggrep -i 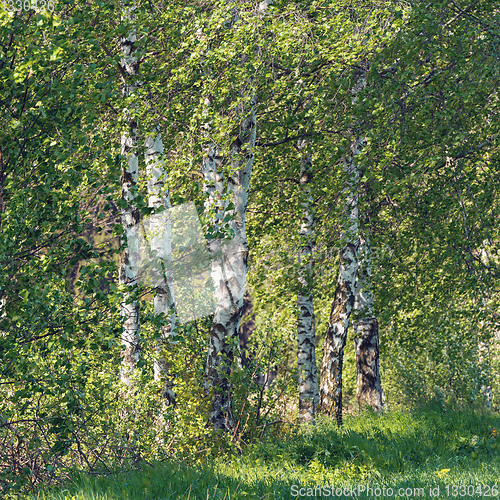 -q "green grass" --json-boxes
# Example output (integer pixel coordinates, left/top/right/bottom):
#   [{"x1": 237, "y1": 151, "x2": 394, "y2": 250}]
[{"x1": 25, "y1": 406, "x2": 500, "y2": 500}]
